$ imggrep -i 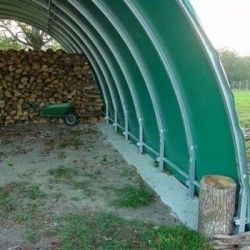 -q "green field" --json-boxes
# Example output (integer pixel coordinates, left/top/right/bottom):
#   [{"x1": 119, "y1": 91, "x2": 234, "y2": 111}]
[
  {"x1": 234, "y1": 91, "x2": 250, "y2": 161},
  {"x1": 234, "y1": 91, "x2": 250, "y2": 128}
]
